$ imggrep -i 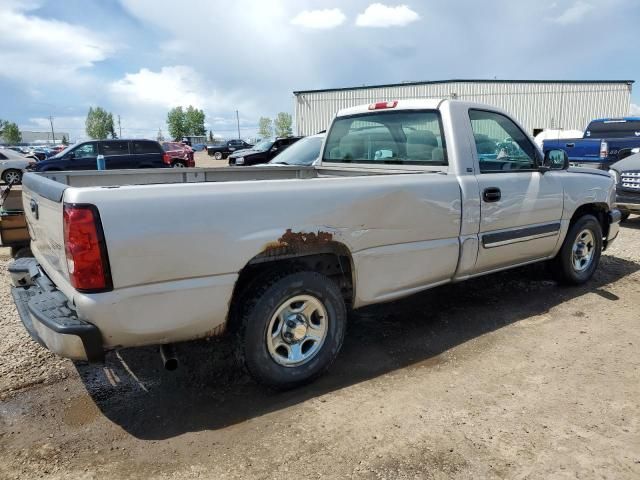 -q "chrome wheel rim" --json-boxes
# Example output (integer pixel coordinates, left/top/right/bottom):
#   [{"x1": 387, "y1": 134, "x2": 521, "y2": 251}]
[
  {"x1": 4, "y1": 171, "x2": 20, "y2": 184},
  {"x1": 572, "y1": 229, "x2": 595, "y2": 272},
  {"x1": 214, "y1": 152, "x2": 222, "y2": 160},
  {"x1": 266, "y1": 295, "x2": 328, "y2": 367},
  {"x1": 172, "y1": 162, "x2": 185, "y2": 168}
]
